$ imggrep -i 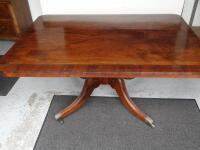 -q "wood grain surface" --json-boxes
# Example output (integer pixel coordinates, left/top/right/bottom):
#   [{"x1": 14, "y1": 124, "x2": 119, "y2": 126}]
[{"x1": 0, "y1": 15, "x2": 200, "y2": 78}]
